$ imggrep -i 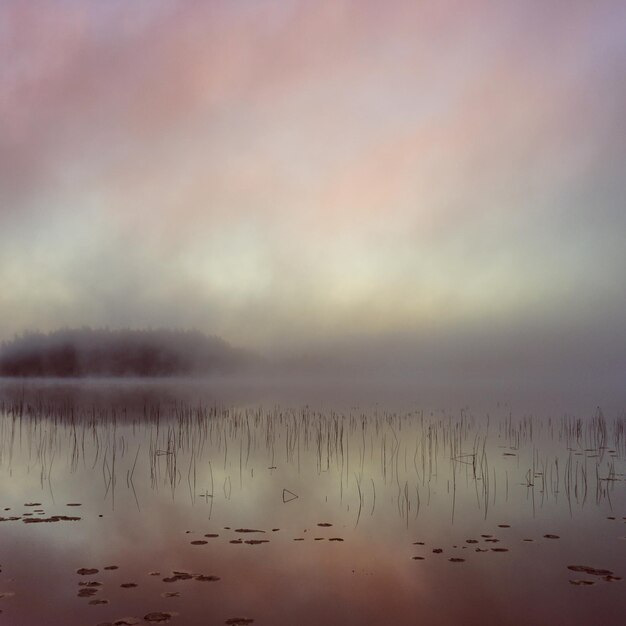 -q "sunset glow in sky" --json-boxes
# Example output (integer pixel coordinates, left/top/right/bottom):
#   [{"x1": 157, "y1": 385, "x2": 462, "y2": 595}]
[{"x1": 1, "y1": 1, "x2": 625, "y2": 375}]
